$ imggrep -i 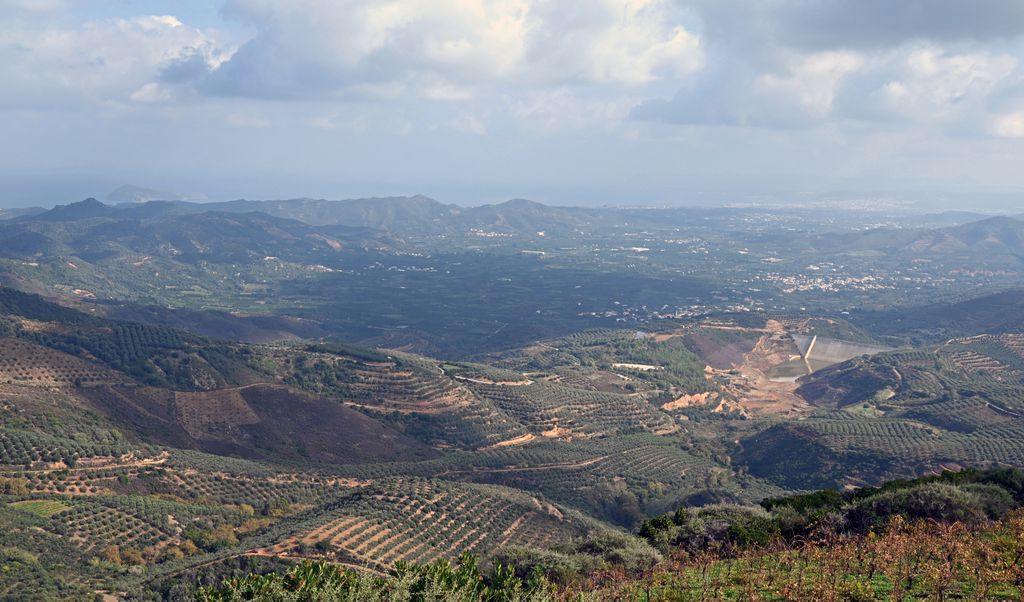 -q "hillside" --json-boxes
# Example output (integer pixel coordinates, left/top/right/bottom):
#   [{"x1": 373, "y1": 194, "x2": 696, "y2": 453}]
[
  {"x1": 798, "y1": 215, "x2": 1024, "y2": 259},
  {"x1": 0, "y1": 200, "x2": 1023, "y2": 598},
  {"x1": 80, "y1": 383, "x2": 437, "y2": 464},
  {"x1": 853, "y1": 289, "x2": 1024, "y2": 343},
  {"x1": 0, "y1": 200, "x2": 401, "y2": 313},
  {"x1": 910, "y1": 216, "x2": 1024, "y2": 255},
  {"x1": 0, "y1": 204, "x2": 354, "y2": 263},
  {"x1": 196, "y1": 469, "x2": 1024, "y2": 601},
  {"x1": 107, "y1": 185, "x2": 205, "y2": 204},
  {"x1": 0, "y1": 287, "x2": 785, "y2": 597},
  {"x1": 75, "y1": 195, "x2": 602, "y2": 238},
  {"x1": 732, "y1": 341, "x2": 1024, "y2": 489}
]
